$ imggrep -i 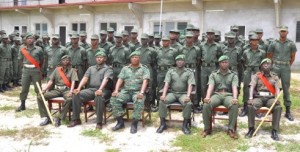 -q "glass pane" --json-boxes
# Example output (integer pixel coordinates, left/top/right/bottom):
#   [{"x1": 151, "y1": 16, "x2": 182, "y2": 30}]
[
  {"x1": 153, "y1": 22, "x2": 161, "y2": 35},
  {"x1": 72, "y1": 23, "x2": 78, "y2": 32},
  {"x1": 165, "y1": 22, "x2": 175, "y2": 36},
  {"x1": 177, "y1": 22, "x2": 187, "y2": 35},
  {"x1": 22, "y1": 26, "x2": 27, "y2": 34},
  {"x1": 42, "y1": 23, "x2": 47, "y2": 33},
  {"x1": 80, "y1": 23, "x2": 86, "y2": 31},
  {"x1": 100, "y1": 23, "x2": 107, "y2": 31},
  {"x1": 35, "y1": 23, "x2": 40, "y2": 31},
  {"x1": 14, "y1": 26, "x2": 19, "y2": 31}
]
